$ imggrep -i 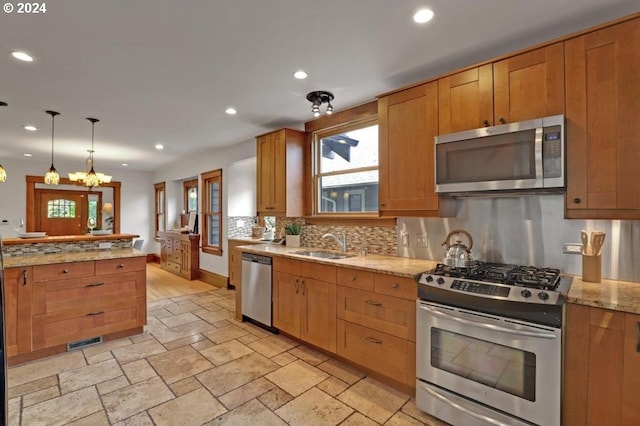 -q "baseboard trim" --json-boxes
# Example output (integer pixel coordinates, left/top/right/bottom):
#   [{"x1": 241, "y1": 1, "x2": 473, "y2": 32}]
[{"x1": 198, "y1": 269, "x2": 227, "y2": 288}]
